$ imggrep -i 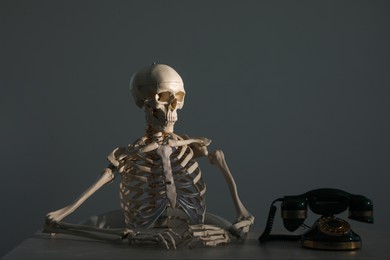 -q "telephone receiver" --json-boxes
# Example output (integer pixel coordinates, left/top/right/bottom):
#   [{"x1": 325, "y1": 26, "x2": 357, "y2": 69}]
[{"x1": 258, "y1": 188, "x2": 374, "y2": 250}]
